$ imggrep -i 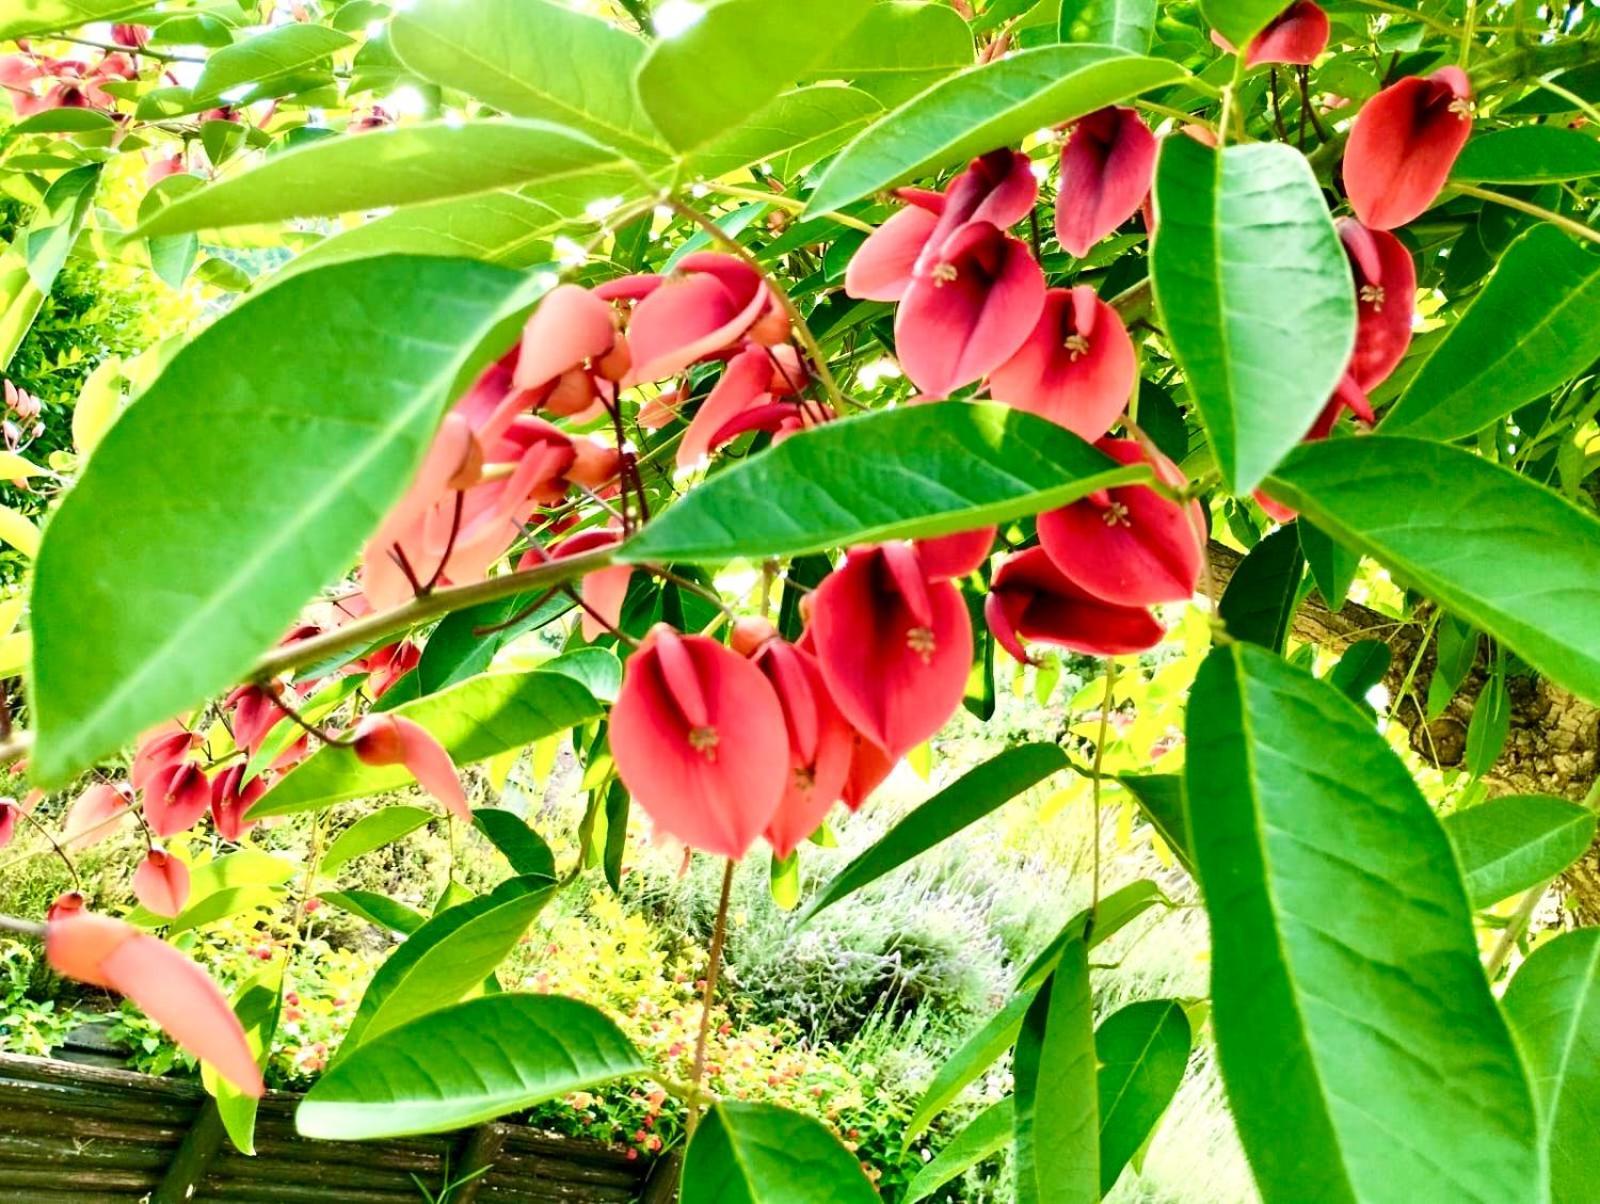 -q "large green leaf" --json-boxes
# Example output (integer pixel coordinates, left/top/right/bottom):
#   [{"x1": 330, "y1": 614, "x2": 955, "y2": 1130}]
[
  {"x1": 687, "y1": 85, "x2": 884, "y2": 180},
  {"x1": 634, "y1": 0, "x2": 875, "y2": 153},
  {"x1": 0, "y1": 0, "x2": 150, "y2": 39},
  {"x1": 1266, "y1": 436, "x2": 1600, "y2": 706},
  {"x1": 1443, "y1": 795, "x2": 1596, "y2": 909},
  {"x1": 251, "y1": 669, "x2": 604, "y2": 817},
  {"x1": 319, "y1": 889, "x2": 426, "y2": 936},
  {"x1": 1117, "y1": 773, "x2": 1194, "y2": 874},
  {"x1": 1452, "y1": 127, "x2": 1600, "y2": 184},
  {"x1": 298, "y1": 993, "x2": 644, "y2": 1139},
  {"x1": 619, "y1": 402, "x2": 1147, "y2": 563},
  {"x1": 414, "y1": 589, "x2": 574, "y2": 695},
  {"x1": 1217, "y1": 524, "x2": 1304, "y2": 652},
  {"x1": 804, "y1": 744, "x2": 1067, "y2": 919},
  {"x1": 680, "y1": 1101, "x2": 878, "y2": 1203},
  {"x1": 139, "y1": 120, "x2": 635, "y2": 236},
  {"x1": 906, "y1": 881, "x2": 1161, "y2": 1141},
  {"x1": 1096, "y1": 1000, "x2": 1191, "y2": 1194},
  {"x1": 801, "y1": 0, "x2": 975, "y2": 104},
  {"x1": 1502, "y1": 929, "x2": 1600, "y2": 1204},
  {"x1": 807, "y1": 45, "x2": 1185, "y2": 215},
  {"x1": 473, "y1": 808, "x2": 557, "y2": 879},
  {"x1": 191, "y1": 24, "x2": 353, "y2": 105},
  {"x1": 1184, "y1": 644, "x2": 1541, "y2": 1202},
  {"x1": 905, "y1": 1099, "x2": 1013, "y2": 1202},
  {"x1": 1014, "y1": 943, "x2": 1098, "y2": 1203},
  {"x1": 390, "y1": 0, "x2": 667, "y2": 162},
  {"x1": 1383, "y1": 226, "x2": 1600, "y2": 440},
  {"x1": 1201, "y1": 0, "x2": 1290, "y2": 47},
  {"x1": 1150, "y1": 137, "x2": 1357, "y2": 493},
  {"x1": 319, "y1": 806, "x2": 436, "y2": 876},
  {"x1": 28, "y1": 257, "x2": 538, "y2": 786},
  {"x1": 1059, "y1": 0, "x2": 1158, "y2": 52},
  {"x1": 339, "y1": 876, "x2": 554, "y2": 1053}
]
